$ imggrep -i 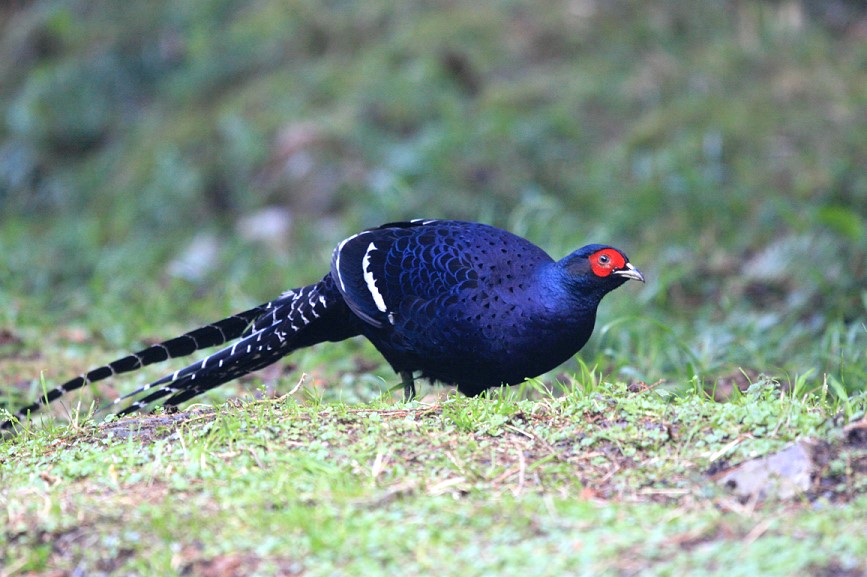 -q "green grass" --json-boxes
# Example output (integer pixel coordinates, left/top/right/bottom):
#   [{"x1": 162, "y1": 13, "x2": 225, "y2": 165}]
[
  {"x1": 1, "y1": 1, "x2": 866, "y2": 575},
  {"x1": 3, "y1": 379, "x2": 867, "y2": 575}
]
